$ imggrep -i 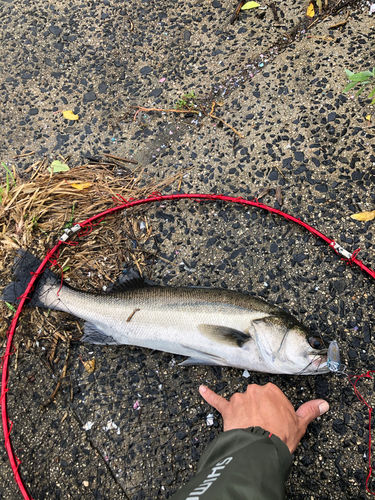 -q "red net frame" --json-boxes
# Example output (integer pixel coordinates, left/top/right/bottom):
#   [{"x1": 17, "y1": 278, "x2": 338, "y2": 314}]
[{"x1": 2, "y1": 192, "x2": 375, "y2": 499}]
